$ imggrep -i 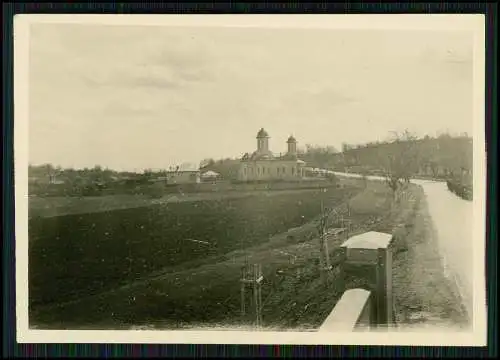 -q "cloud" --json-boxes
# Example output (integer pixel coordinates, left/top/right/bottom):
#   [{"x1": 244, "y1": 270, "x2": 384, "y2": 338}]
[
  {"x1": 279, "y1": 87, "x2": 359, "y2": 117},
  {"x1": 118, "y1": 75, "x2": 180, "y2": 89},
  {"x1": 81, "y1": 64, "x2": 185, "y2": 89},
  {"x1": 80, "y1": 47, "x2": 213, "y2": 90},
  {"x1": 27, "y1": 25, "x2": 474, "y2": 171}
]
